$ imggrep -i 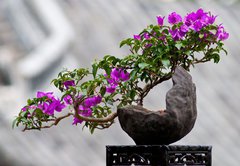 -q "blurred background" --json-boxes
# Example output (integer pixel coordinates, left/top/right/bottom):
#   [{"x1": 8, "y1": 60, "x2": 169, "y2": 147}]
[{"x1": 0, "y1": 0, "x2": 239, "y2": 165}]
